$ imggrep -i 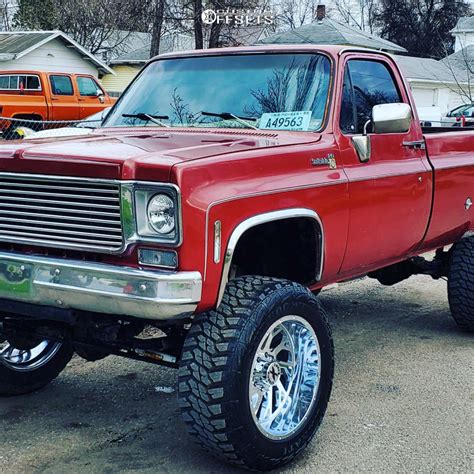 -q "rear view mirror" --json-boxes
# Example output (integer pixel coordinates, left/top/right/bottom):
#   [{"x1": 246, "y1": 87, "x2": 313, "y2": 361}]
[{"x1": 372, "y1": 103, "x2": 412, "y2": 134}]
